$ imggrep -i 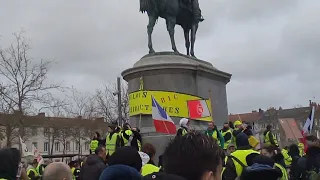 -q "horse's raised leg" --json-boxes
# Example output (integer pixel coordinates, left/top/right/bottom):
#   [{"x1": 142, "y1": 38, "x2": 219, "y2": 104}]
[
  {"x1": 183, "y1": 27, "x2": 190, "y2": 56},
  {"x1": 147, "y1": 16, "x2": 157, "y2": 54},
  {"x1": 190, "y1": 23, "x2": 199, "y2": 57},
  {"x1": 166, "y1": 16, "x2": 179, "y2": 53}
]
